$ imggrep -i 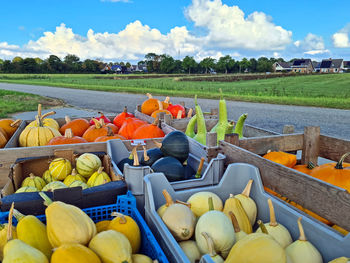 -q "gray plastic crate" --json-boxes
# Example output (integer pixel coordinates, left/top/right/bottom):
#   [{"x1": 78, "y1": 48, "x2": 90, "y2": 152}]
[
  {"x1": 144, "y1": 163, "x2": 349, "y2": 263},
  {"x1": 107, "y1": 139, "x2": 226, "y2": 212}
]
